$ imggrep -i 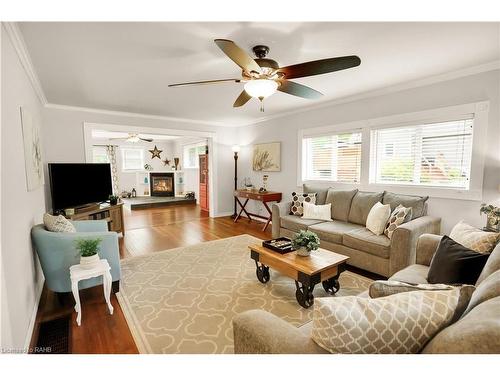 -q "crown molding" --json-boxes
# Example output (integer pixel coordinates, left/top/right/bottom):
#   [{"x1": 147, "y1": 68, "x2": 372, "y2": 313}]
[
  {"x1": 3, "y1": 22, "x2": 48, "y2": 105},
  {"x1": 43, "y1": 103, "x2": 234, "y2": 128},
  {"x1": 247, "y1": 60, "x2": 500, "y2": 127}
]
